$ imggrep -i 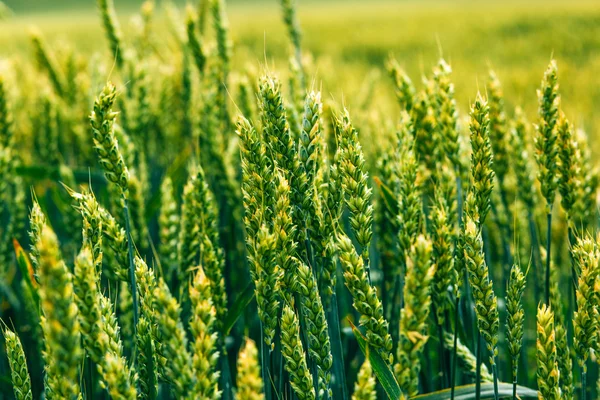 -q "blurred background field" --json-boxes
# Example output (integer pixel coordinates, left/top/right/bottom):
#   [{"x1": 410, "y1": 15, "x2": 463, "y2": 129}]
[{"x1": 2, "y1": 0, "x2": 600, "y2": 148}]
